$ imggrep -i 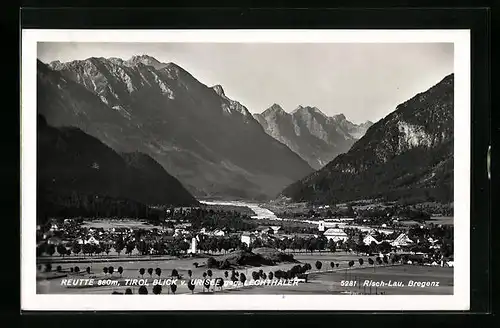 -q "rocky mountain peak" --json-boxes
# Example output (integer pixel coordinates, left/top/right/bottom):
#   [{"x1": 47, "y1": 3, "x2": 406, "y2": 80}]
[
  {"x1": 48, "y1": 60, "x2": 64, "y2": 70},
  {"x1": 212, "y1": 84, "x2": 225, "y2": 97},
  {"x1": 281, "y1": 73, "x2": 454, "y2": 204},
  {"x1": 361, "y1": 120, "x2": 374, "y2": 128},
  {"x1": 292, "y1": 105, "x2": 326, "y2": 117},
  {"x1": 125, "y1": 54, "x2": 167, "y2": 70},
  {"x1": 262, "y1": 103, "x2": 286, "y2": 116},
  {"x1": 127, "y1": 54, "x2": 159, "y2": 64},
  {"x1": 333, "y1": 113, "x2": 347, "y2": 121}
]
